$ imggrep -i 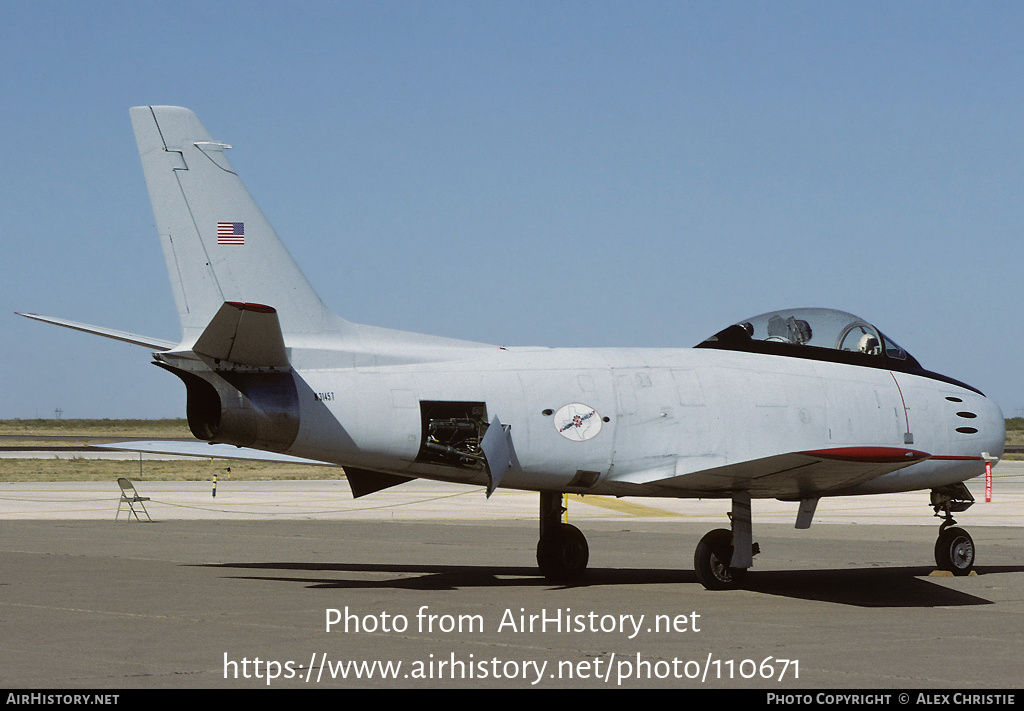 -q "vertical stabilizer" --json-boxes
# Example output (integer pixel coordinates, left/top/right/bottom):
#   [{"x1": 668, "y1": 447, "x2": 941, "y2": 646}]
[{"x1": 130, "y1": 106, "x2": 339, "y2": 343}]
